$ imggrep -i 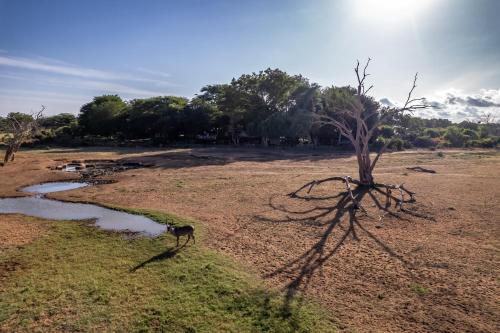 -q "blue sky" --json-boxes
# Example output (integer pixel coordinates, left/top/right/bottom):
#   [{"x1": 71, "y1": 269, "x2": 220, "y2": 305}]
[{"x1": 1, "y1": 0, "x2": 499, "y2": 121}]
